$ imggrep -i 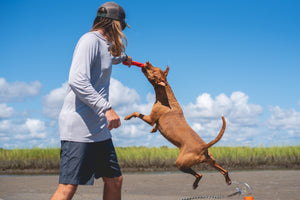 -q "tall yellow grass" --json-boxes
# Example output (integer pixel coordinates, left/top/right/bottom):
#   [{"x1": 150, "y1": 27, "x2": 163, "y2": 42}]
[{"x1": 0, "y1": 146, "x2": 299, "y2": 172}]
